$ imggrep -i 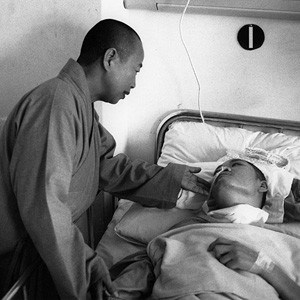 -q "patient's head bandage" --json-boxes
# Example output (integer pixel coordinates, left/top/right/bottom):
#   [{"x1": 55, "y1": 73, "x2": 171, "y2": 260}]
[
  {"x1": 217, "y1": 148, "x2": 294, "y2": 223},
  {"x1": 221, "y1": 147, "x2": 290, "y2": 170}
]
